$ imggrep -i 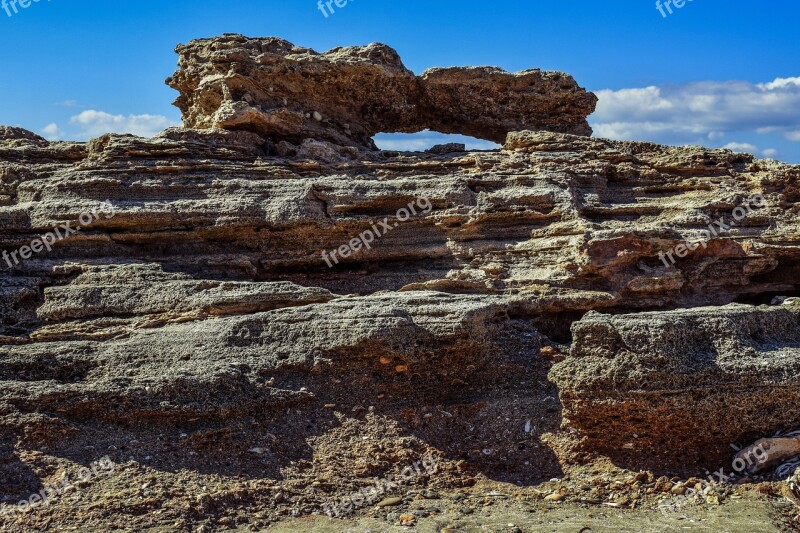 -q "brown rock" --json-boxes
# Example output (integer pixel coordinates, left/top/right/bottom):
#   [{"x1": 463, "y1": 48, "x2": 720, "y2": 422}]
[
  {"x1": 167, "y1": 35, "x2": 597, "y2": 149},
  {"x1": 1, "y1": 33, "x2": 800, "y2": 533},
  {"x1": 551, "y1": 304, "x2": 800, "y2": 468},
  {"x1": 398, "y1": 513, "x2": 416, "y2": 526}
]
